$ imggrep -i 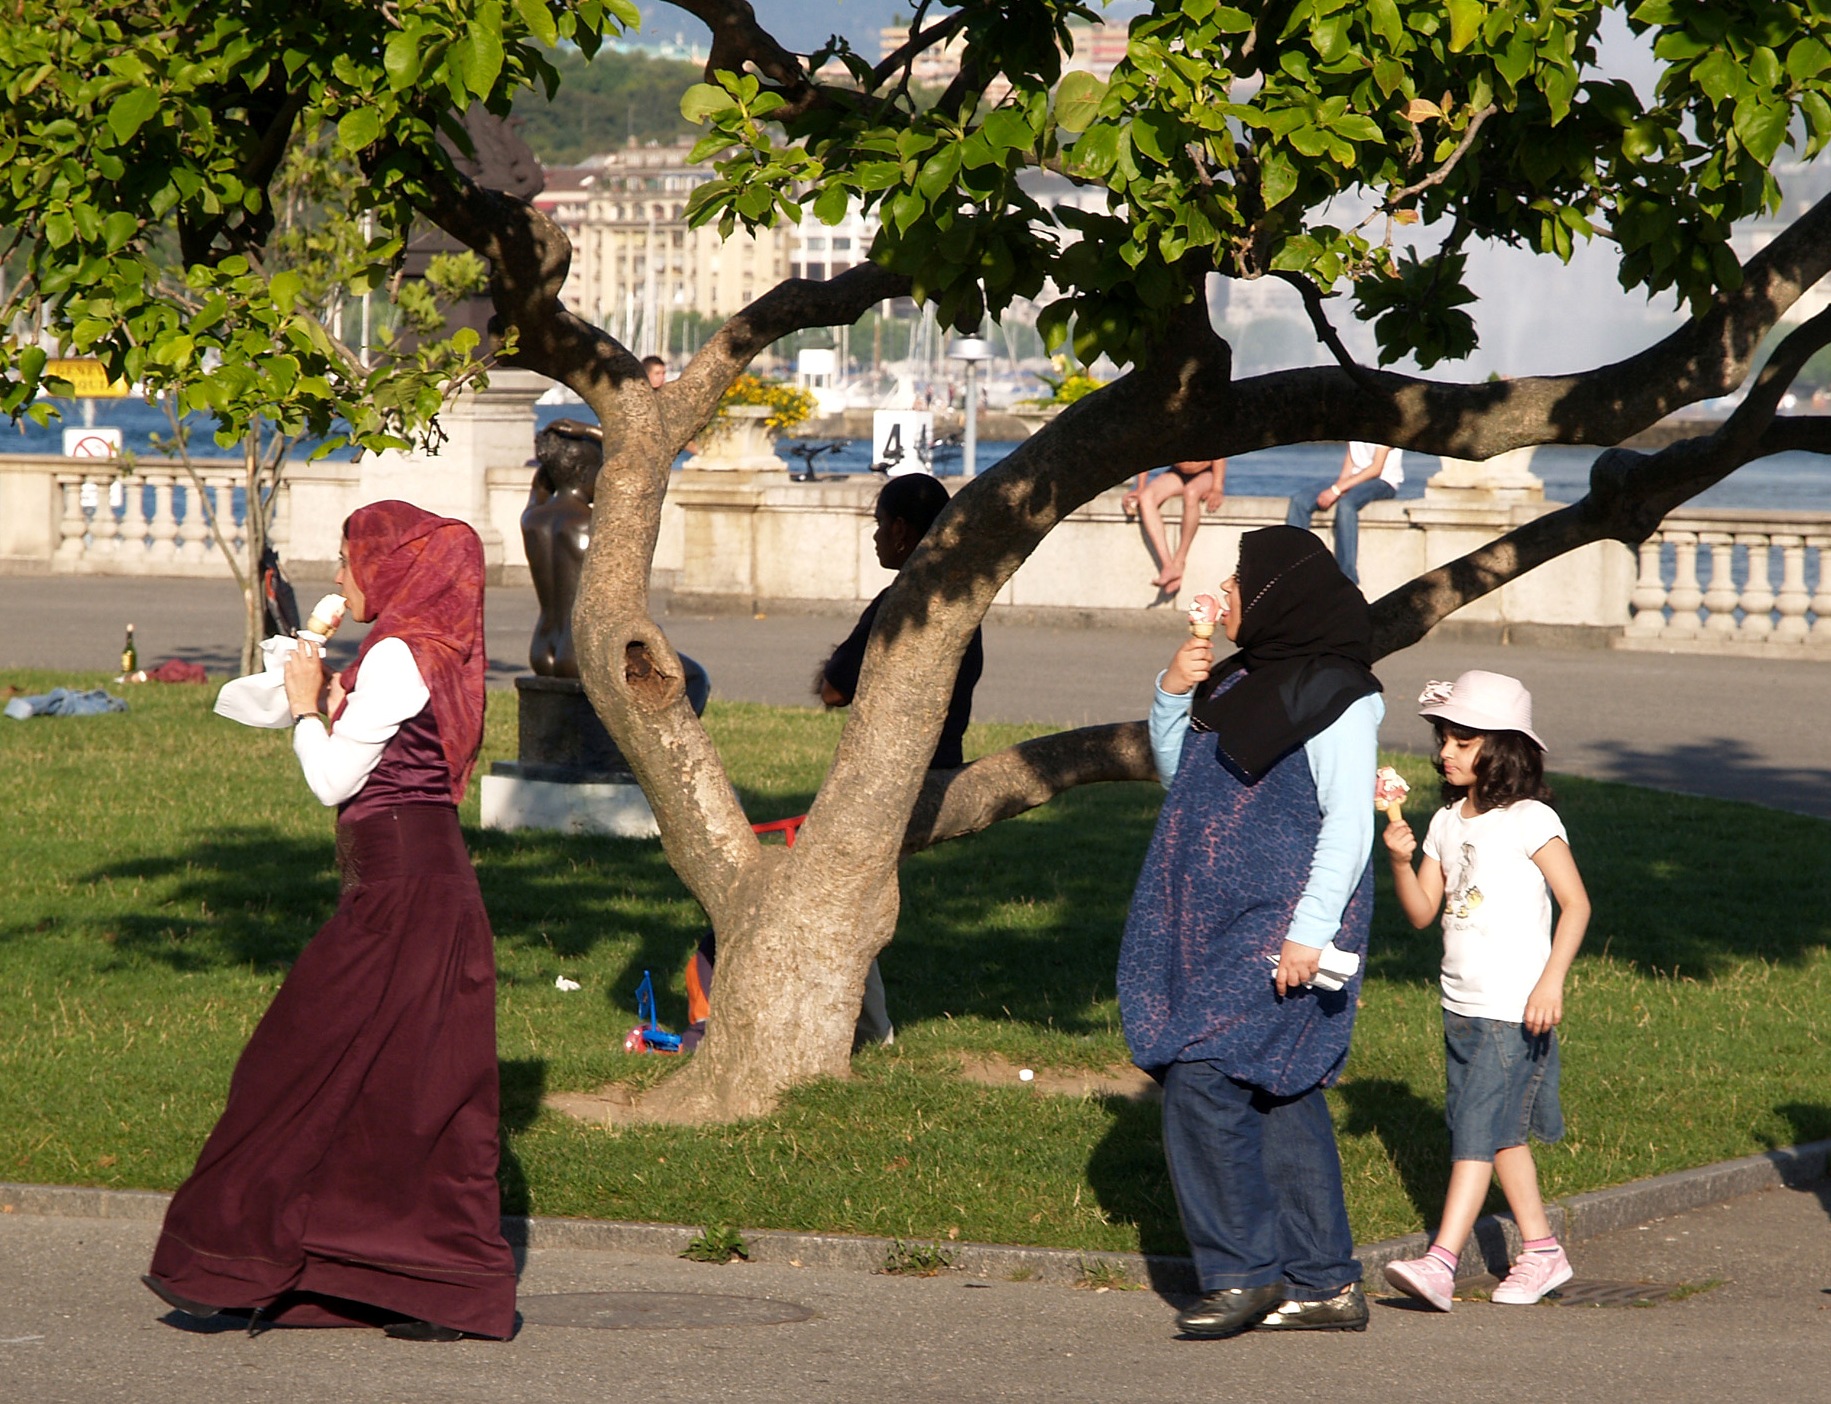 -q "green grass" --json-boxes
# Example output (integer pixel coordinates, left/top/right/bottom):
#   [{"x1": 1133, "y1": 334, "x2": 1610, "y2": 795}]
[{"x1": 1, "y1": 667, "x2": 1828, "y2": 1256}]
